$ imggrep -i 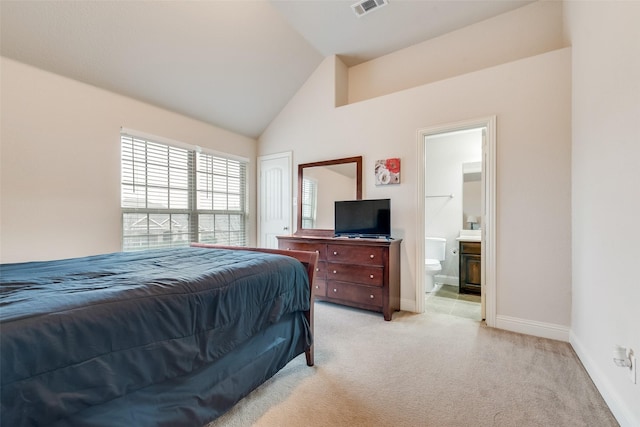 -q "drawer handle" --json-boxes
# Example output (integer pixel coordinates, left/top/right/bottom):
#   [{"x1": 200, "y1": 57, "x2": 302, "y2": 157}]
[
  {"x1": 316, "y1": 250, "x2": 319, "y2": 253},
  {"x1": 315, "y1": 268, "x2": 319, "y2": 271},
  {"x1": 333, "y1": 251, "x2": 338, "y2": 256},
  {"x1": 370, "y1": 294, "x2": 374, "y2": 299},
  {"x1": 333, "y1": 288, "x2": 337, "y2": 293},
  {"x1": 315, "y1": 285, "x2": 319, "y2": 289},
  {"x1": 286, "y1": 247, "x2": 290, "y2": 250},
  {"x1": 370, "y1": 274, "x2": 374, "y2": 279},
  {"x1": 370, "y1": 254, "x2": 374, "y2": 259},
  {"x1": 333, "y1": 270, "x2": 337, "y2": 274}
]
